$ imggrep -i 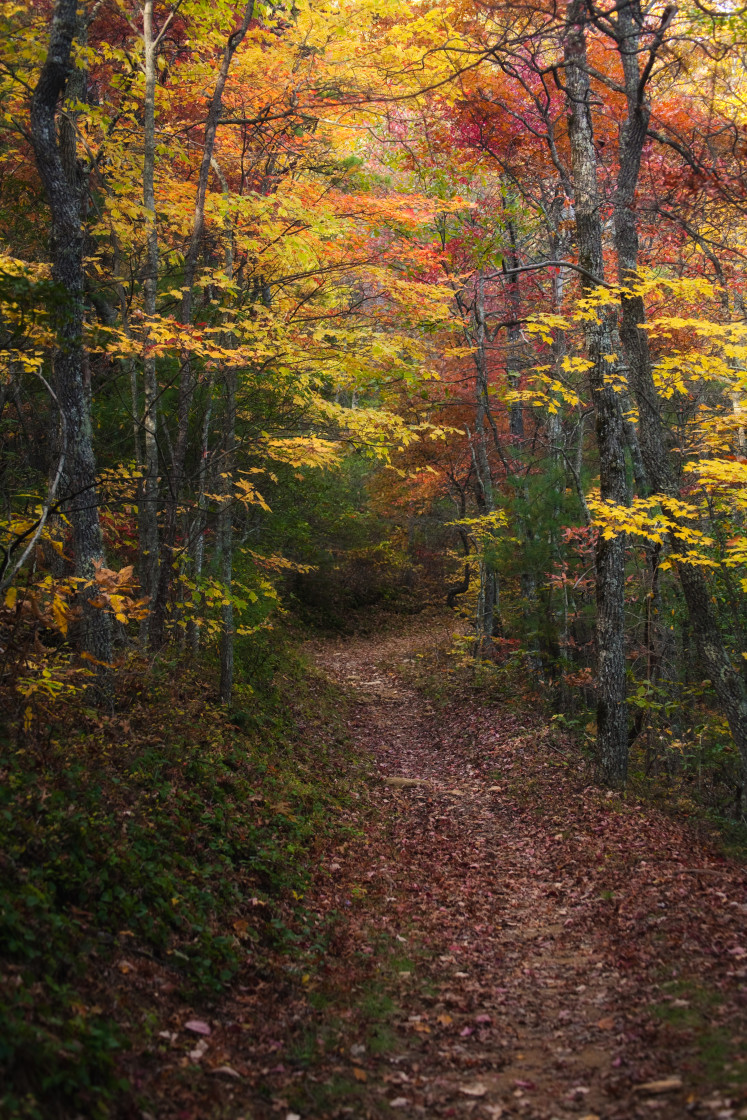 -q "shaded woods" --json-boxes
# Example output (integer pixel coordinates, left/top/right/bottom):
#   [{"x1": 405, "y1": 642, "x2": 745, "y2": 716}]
[{"x1": 1, "y1": 0, "x2": 747, "y2": 1116}]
